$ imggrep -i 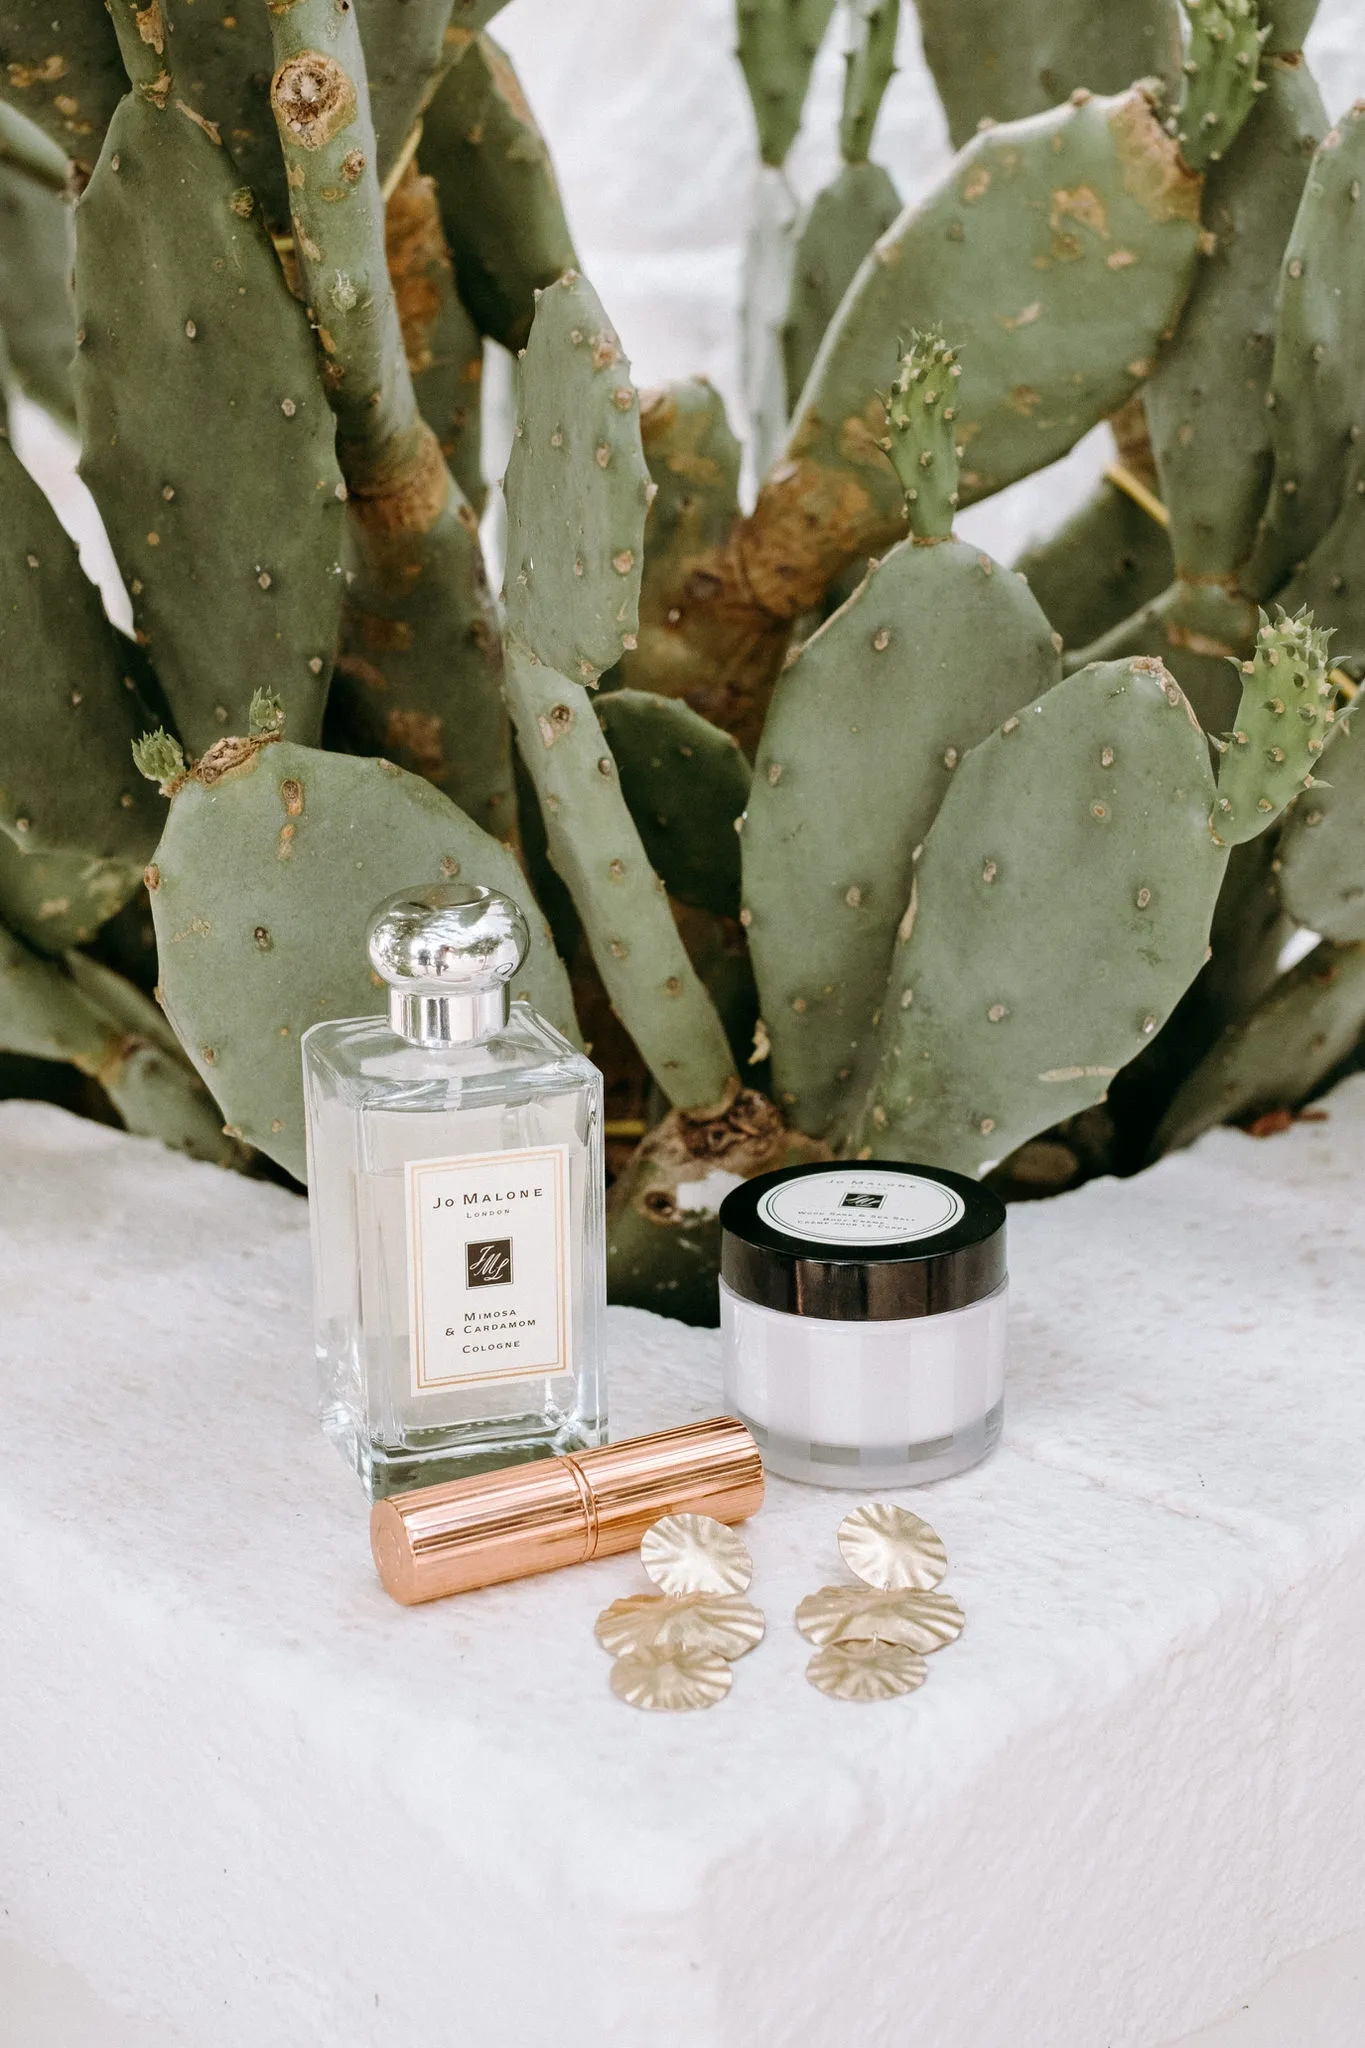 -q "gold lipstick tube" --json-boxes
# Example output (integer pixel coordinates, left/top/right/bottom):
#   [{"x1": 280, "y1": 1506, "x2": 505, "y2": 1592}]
[{"x1": 370, "y1": 1415, "x2": 764, "y2": 1605}]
